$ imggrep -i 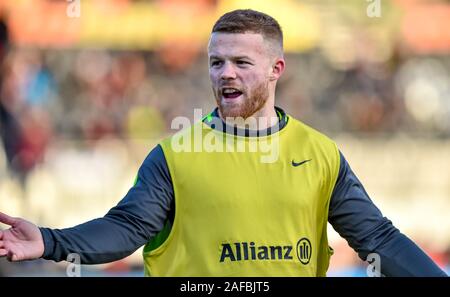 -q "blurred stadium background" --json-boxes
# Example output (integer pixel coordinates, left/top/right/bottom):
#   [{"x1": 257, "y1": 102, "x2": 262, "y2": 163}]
[{"x1": 0, "y1": 0, "x2": 449, "y2": 276}]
